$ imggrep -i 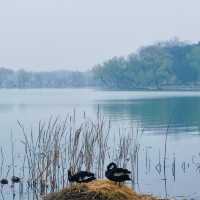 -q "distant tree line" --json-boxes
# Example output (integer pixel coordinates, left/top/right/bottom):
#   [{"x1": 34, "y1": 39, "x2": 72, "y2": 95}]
[
  {"x1": 0, "y1": 68, "x2": 90, "y2": 88},
  {"x1": 92, "y1": 39, "x2": 200, "y2": 89},
  {"x1": 1, "y1": 39, "x2": 200, "y2": 89}
]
